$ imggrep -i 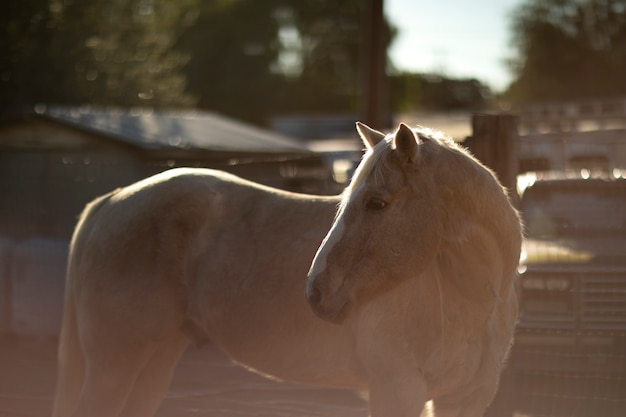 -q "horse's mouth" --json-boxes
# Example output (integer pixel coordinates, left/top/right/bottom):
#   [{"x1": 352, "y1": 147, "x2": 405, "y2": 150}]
[
  {"x1": 306, "y1": 273, "x2": 353, "y2": 324},
  {"x1": 310, "y1": 298, "x2": 352, "y2": 324}
]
